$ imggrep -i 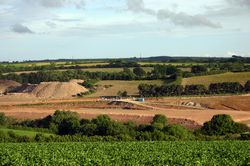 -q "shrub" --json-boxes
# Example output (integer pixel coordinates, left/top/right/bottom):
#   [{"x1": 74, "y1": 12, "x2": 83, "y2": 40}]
[
  {"x1": 34, "y1": 134, "x2": 47, "y2": 142},
  {"x1": 58, "y1": 118, "x2": 80, "y2": 135},
  {"x1": 92, "y1": 115, "x2": 128, "y2": 136},
  {"x1": 166, "y1": 124, "x2": 193, "y2": 140},
  {"x1": 50, "y1": 110, "x2": 81, "y2": 134},
  {"x1": 184, "y1": 84, "x2": 207, "y2": 95},
  {"x1": 240, "y1": 132, "x2": 250, "y2": 140},
  {"x1": 200, "y1": 114, "x2": 250, "y2": 135},
  {"x1": 133, "y1": 67, "x2": 146, "y2": 77},
  {"x1": 245, "y1": 80, "x2": 250, "y2": 92},
  {"x1": 152, "y1": 114, "x2": 168, "y2": 125},
  {"x1": 209, "y1": 82, "x2": 243, "y2": 94},
  {"x1": 79, "y1": 123, "x2": 97, "y2": 136},
  {"x1": 0, "y1": 113, "x2": 7, "y2": 126},
  {"x1": 191, "y1": 65, "x2": 208, "y2": 74},
  {"x1": 151, "y1": 114, "x2": 168, "y2": 130}
]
